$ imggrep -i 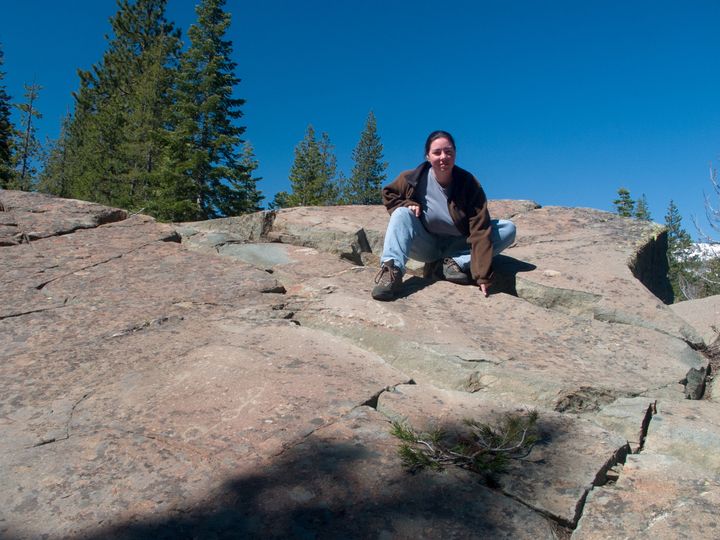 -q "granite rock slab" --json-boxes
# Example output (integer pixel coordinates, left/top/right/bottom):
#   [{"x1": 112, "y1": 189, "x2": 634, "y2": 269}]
[
  {"x1": 272, "y1": 253, "x2": 705, "y2": 409},
  {"x1": 5, "y1": 191, "x2": 720, "y2": 538},
  {"x1": 573, "y1": 454, "x2": 720, "y2": 539},
  {"x1": 0, "y1": 189, "x2": 127, "y2": 245},
  {"x1": 377, "y1": 384, "x2": 628, "y2": 526},
  {"x1": 643, "y1": 398, "x2": 720, "y2": 472},
  {"x1": 587, "y1": 397, "x2": 656, "y2": 453},
  {"x1": 670, "y1": 295, "x2": 720, "y2": 346},
  {"x1": 88, "y1": 407, "x2": 558, "y2": 540}
]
